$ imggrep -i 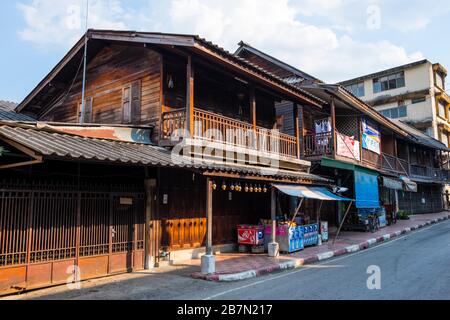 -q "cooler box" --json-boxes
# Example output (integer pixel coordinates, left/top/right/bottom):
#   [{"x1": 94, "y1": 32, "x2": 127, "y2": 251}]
[
  {"x1": 302, "y1": 223, "x2": 319, "y2": 247},
  {"x1": 264, "y1": 225, "x2": 304, "y2": 253},
  {"x1": 237, "y1": 225, "x2": 265, "y2": 246}
]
